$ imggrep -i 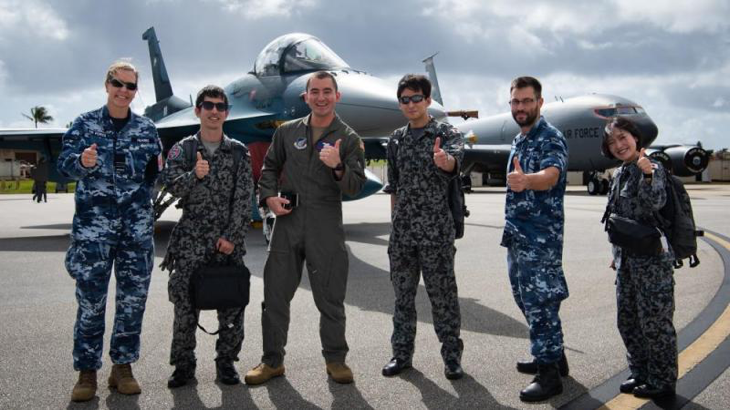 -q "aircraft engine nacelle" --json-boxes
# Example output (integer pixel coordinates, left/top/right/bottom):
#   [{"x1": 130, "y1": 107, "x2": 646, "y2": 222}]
[
  {"x1": 647, "y1": 150, "x2": 672, "y2": 174},
  {"x1": 663, "y1": 146, "x2": 710, "y2": 176}
]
